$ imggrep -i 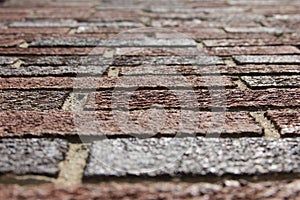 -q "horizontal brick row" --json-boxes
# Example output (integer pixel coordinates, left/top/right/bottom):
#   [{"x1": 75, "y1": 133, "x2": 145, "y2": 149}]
[
  {"x1": 266, "y1": 109, "x2": 300, "y2": 135},
  {"x1": 2, "y1": 64, "x2": 300, "y2": 77},
  {"x1": 0, "y1": 138, "x2": 68, "y2": 176},
  {"x1": 85, "y1": 88, "x2": 300, "y2": 111},
  {"x1": 241, "y1": 75, "x2": 300, "y2": 88},
  {"x1": 85, "y1": 137, "x2": 300, "y2": 177},
  {"x1": 0, "y1": 55, "x2": 224, "y2": 66},
  {"x1": 29, "y1": 38, "x2": 197, "y2": 47},
  {"x1": 1, "y1": 180, "x2": 299, "y2": 200},
  {"x1": 208, "y1": 46, "x2": 300, "y2": 56},
  {"x1": 0, "y1": 75, "x2": 236, "y2": 90},
  {"x1": 0, "y1": 110, "x2": 262, "y2": 137},
  {"x1": 233, "y1": 55, "x2": 300, "y2": 64},
  {"x1": 0, "y1": 90, "x2": 68, "y2": 111}
]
